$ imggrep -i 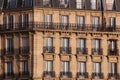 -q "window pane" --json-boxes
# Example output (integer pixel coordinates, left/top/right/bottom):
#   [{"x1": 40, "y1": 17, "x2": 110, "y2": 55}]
[
  {"x1": 62, "y1": 38, "x2": 69, "y2": 47},
  {"x1": 62, "y1": 61, "x2": 69, "y2": 72},
  {"x1": 46, "y1": 61, "x2": 53, "y2": 71}
]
